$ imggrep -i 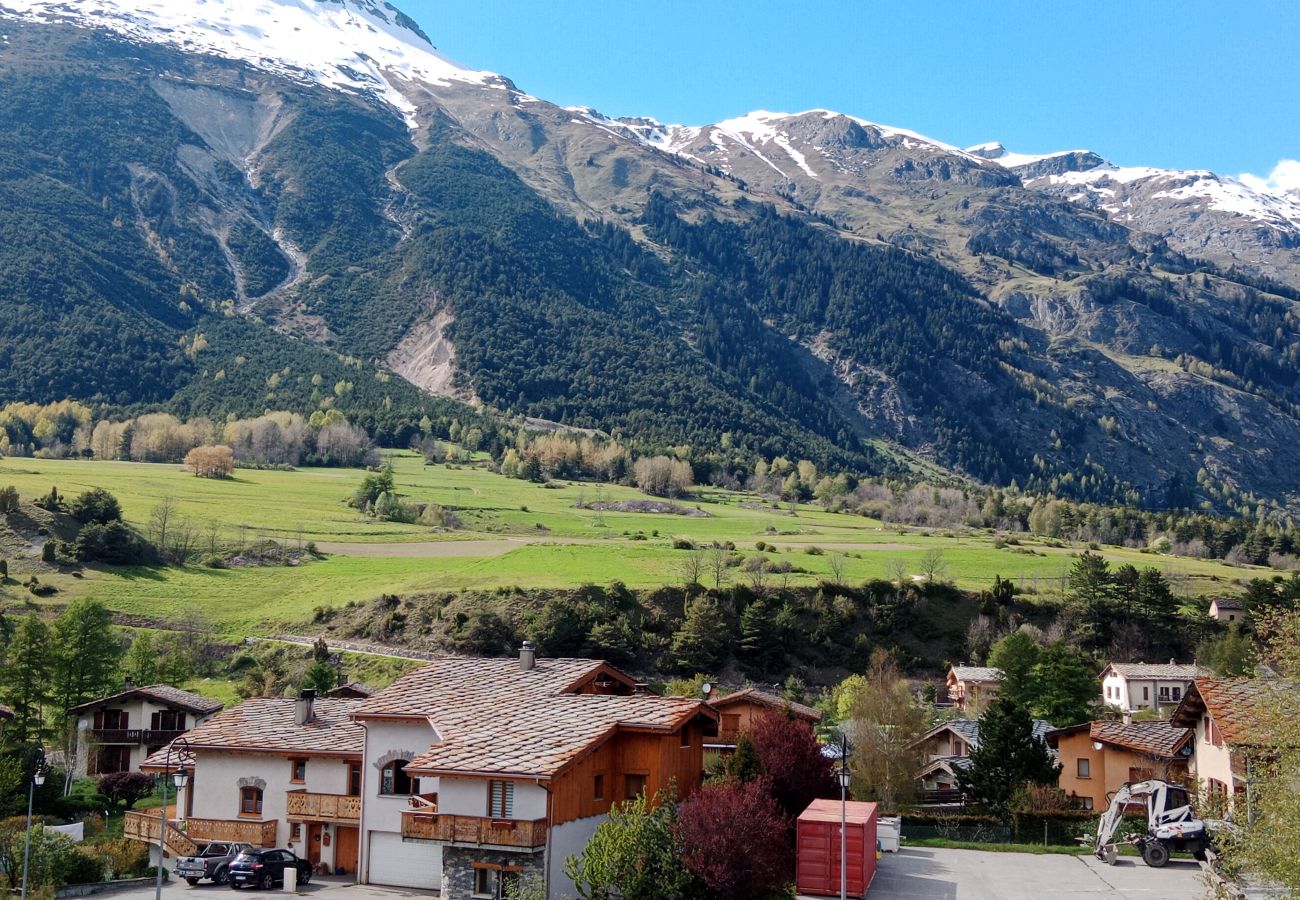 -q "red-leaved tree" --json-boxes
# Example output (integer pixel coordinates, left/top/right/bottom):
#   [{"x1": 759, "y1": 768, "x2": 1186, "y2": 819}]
[
  {"x1": 676, "y1": 777, "x2": 792, "y2": 900},
  {"x1": 748, "y1": 710, "x2": 837, "y2": 817}
]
